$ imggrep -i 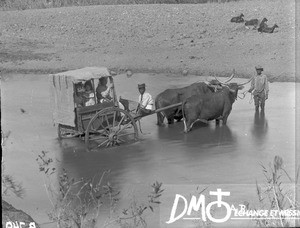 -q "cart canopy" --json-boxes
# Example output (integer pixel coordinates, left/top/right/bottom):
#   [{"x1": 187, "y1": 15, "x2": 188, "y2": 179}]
[
  {"x1": 53, "y1": 67, "x2": 111, "y2": 82},
  {"x1": 49, "y1": 67, "x2": 112, "y2": 127}
]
